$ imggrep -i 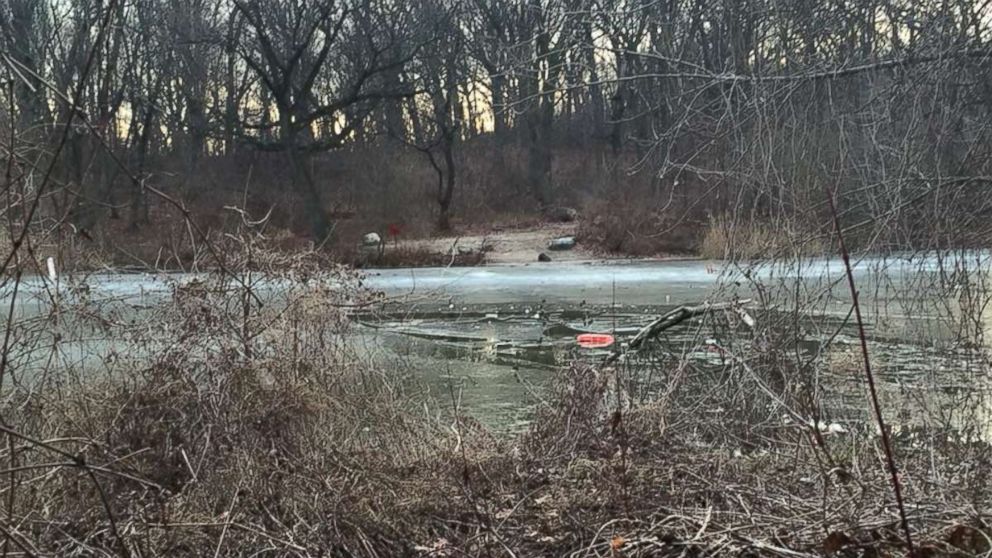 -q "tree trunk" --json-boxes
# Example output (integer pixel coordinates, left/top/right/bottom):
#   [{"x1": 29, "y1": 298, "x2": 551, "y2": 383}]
[
  {"x1": 584, "y1": 20, "x2": 605, "y2": 139},
  {"x1": 128, "y1": 102, "x2": 155, "y2": 230},
  {"x1": 526, "y1": 106, "x2": 553, "y2": 209},
  {"x1": 223, "y1": 11, "x2": 241, "y2": 155},
  {"x1": 281, "y1": 111, "x2": 331, "y2": 241},
  {"x1": 288, "y1": 145, "x2": 330, "y2": 242},
  {"x1": 382, "y1": 80, "x2": 406, "y2": 140},
  {"x1": 186, "y1": 96, "x2": 208, "y2": 172},
  {"x1": 526, "y1": 26, "x2": 555, "y2": 210},
  {"x1": 490, "y1": 72, "x2": 508, "y2": 136},
  {"x1": 438, "y1": 137, "x2": 456, "y2": 231}
]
